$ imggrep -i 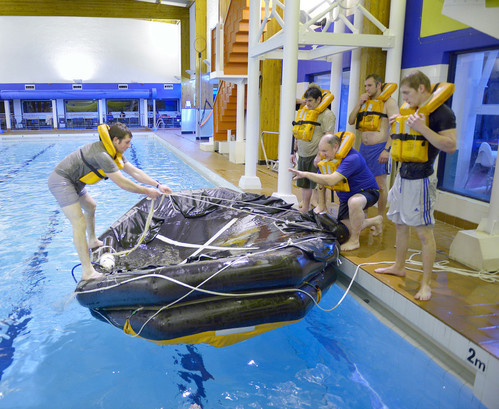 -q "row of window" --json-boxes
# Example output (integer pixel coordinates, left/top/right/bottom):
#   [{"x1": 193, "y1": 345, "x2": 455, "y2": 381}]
[{"x1": 0, "y1": 98, "x2": 181, "y2": 130}]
